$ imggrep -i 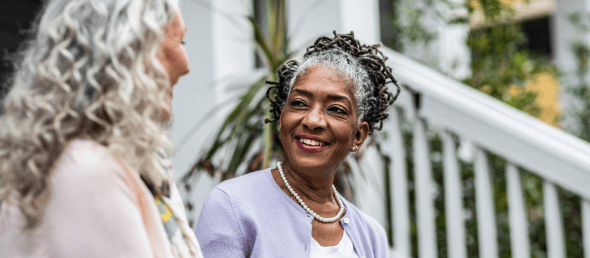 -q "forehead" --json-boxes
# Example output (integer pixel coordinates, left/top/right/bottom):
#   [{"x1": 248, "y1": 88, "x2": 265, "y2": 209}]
[
  {"x1": 175, "y1": 10, "x2": 186, "y2": 29},
  {"x1": 166, "y1": 11, "x2": 186, "y2": 35},
  {"x1": 291, "y1": 67, "x2": 355, "y2": 97}
]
